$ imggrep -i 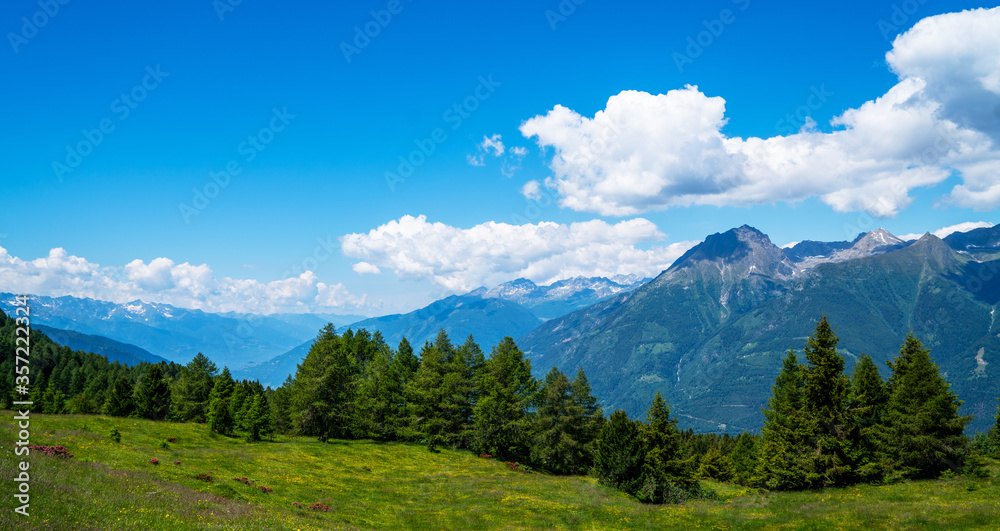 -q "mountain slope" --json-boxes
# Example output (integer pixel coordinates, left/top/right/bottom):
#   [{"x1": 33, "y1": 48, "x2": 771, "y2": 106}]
[
  {"x1": 33, "y1": 325, "x2": 167, "y2": 366},
  {"x1": 350, "y1": 294, "x2": 543, "y2": 352},
  {"x1": 519, "y1": 230, "x2": 1000, "y2": 434}
]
